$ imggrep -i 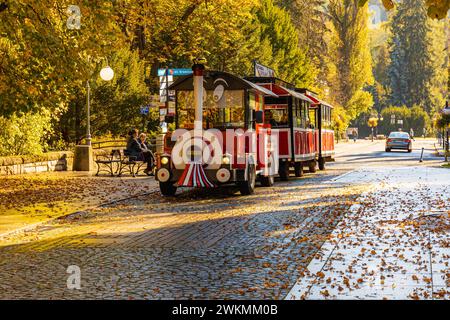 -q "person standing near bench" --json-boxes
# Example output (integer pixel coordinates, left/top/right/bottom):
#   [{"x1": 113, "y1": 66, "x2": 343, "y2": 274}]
[{"x1": 126, "y1": 129, "x2": 153, "y2": 175}]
